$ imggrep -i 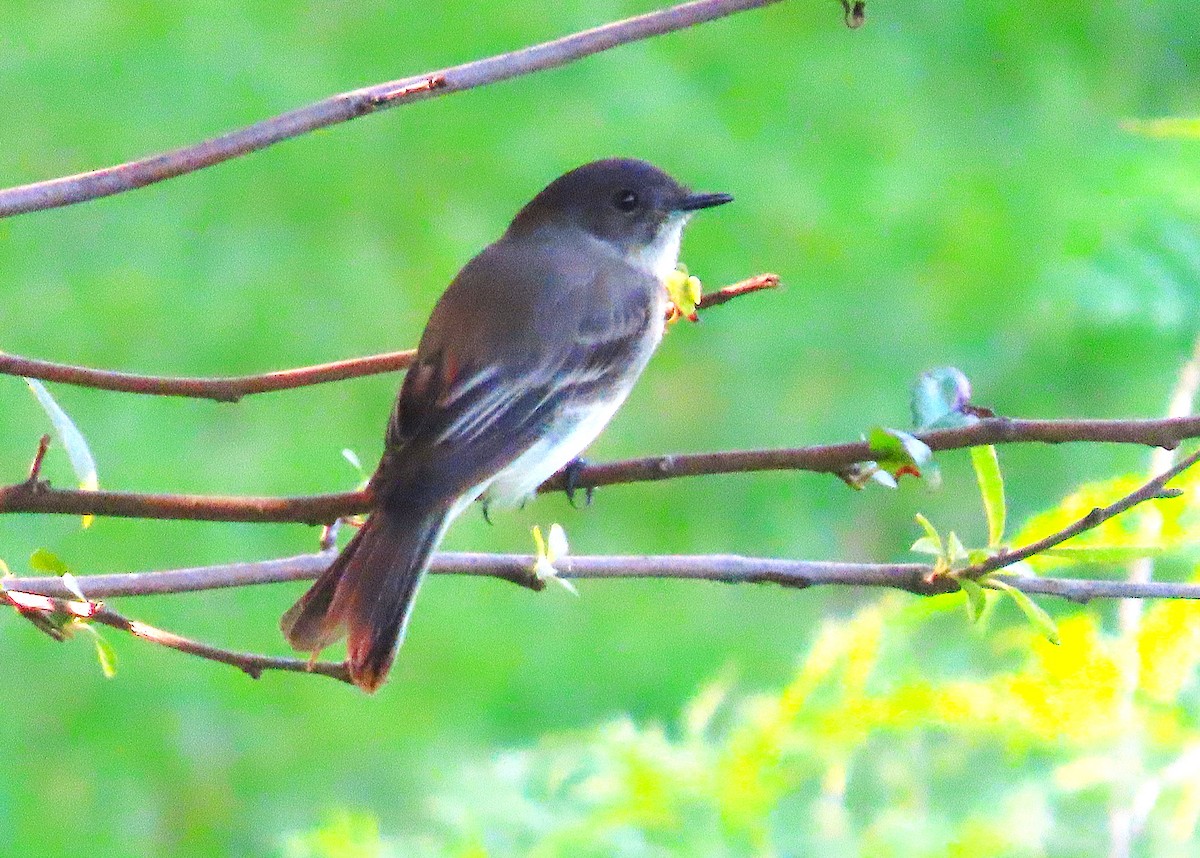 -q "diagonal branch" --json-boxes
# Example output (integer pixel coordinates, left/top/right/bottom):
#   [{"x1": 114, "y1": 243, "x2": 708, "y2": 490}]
[
  {"x1": 961, "y1": 447, "x2": 1200, "y2": 579},
  {"x1": 1, "y1": 589, "x2": 352, "y2": 684},
  {"x1": 0, "y1": 350, "x2": 416, "y2": 403},
  {"x1": 3, "y1": 417, "x2": 1200, "y2": 523},
  {"x1": 0, "y1": 0, "x2": 789, "y2": 218},
  {"x1": 0, "y1": 274, "x2": 778, "y2": 401}
]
